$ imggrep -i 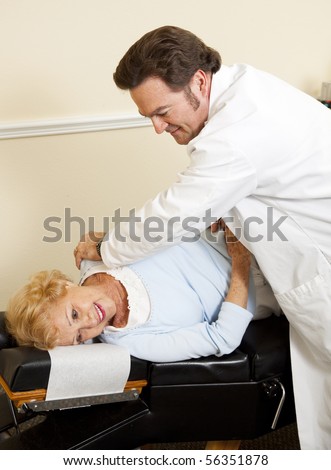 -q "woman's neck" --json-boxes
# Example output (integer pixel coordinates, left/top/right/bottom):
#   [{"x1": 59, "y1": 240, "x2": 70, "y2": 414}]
[{"x1": 83, "y1": 273, "x2": 129, "y2": 327}]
